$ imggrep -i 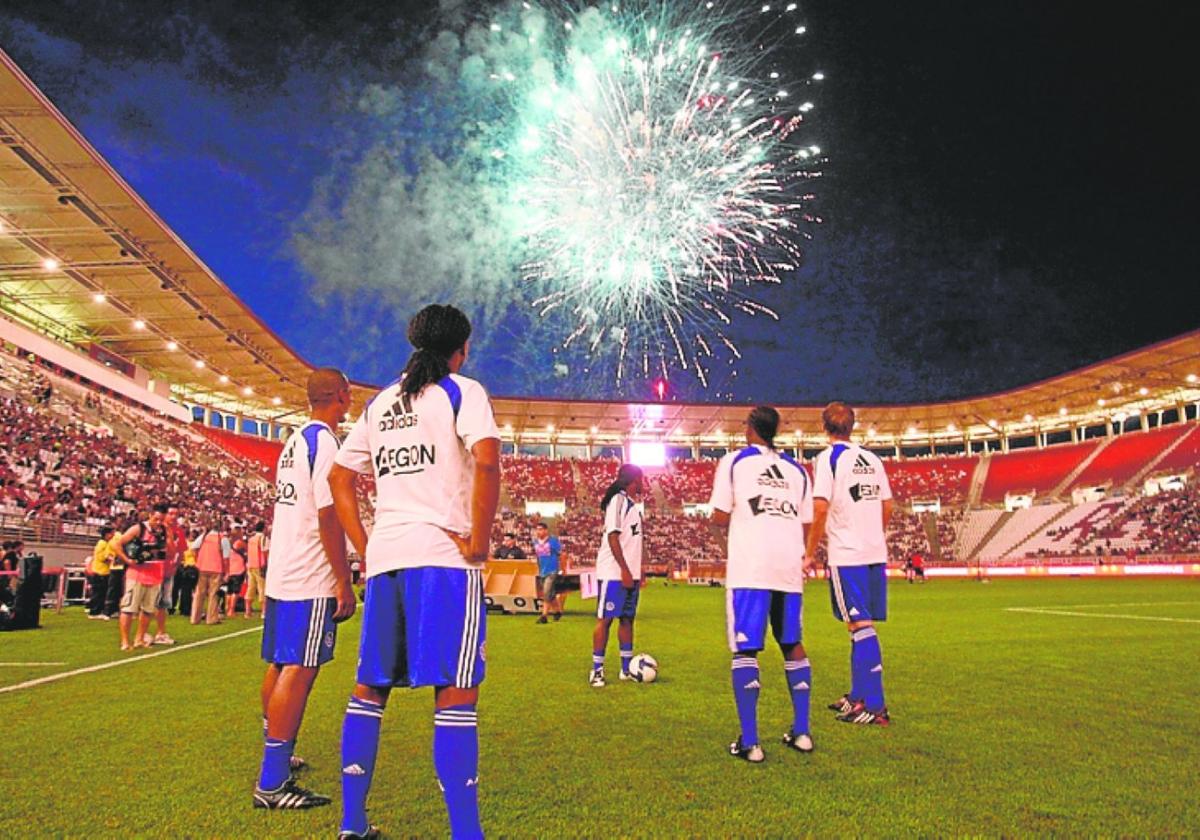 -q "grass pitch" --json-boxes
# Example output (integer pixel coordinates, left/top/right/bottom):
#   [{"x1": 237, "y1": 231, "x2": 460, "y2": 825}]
[{"x1": 1, "y1": 577, "x2": 1198, "y2": 837}]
